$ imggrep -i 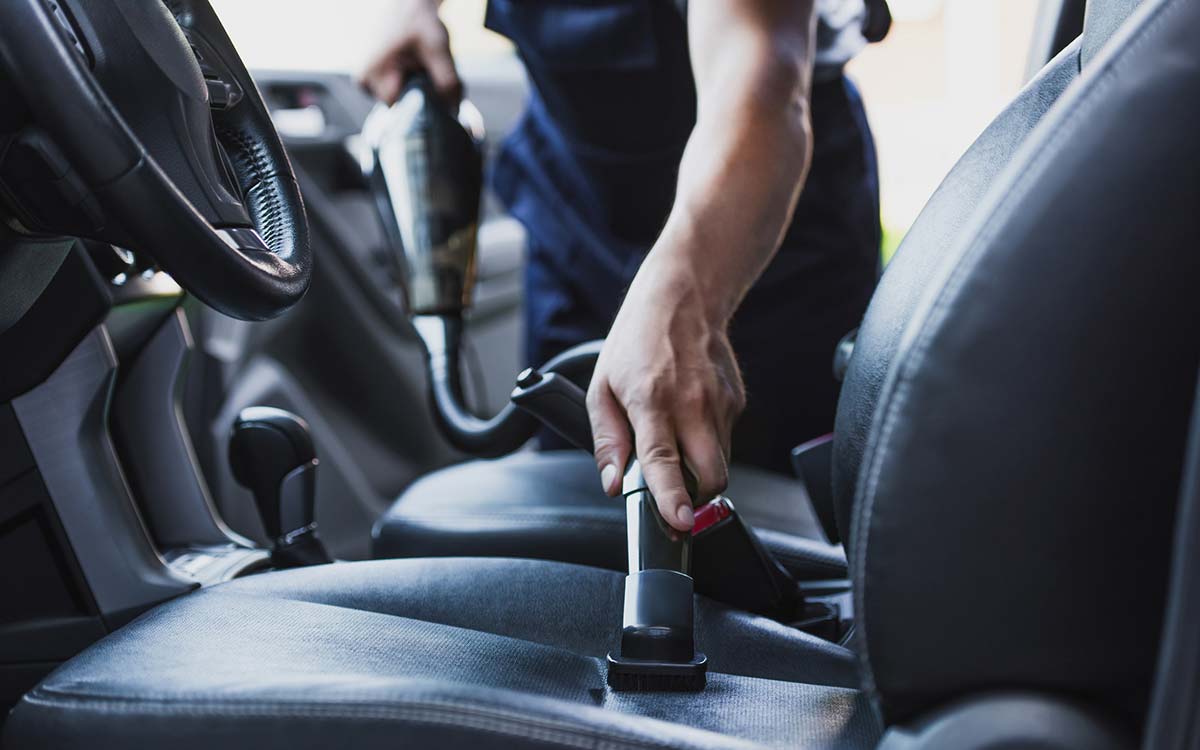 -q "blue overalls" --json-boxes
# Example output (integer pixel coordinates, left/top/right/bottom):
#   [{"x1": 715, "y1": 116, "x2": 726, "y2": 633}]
[{"x1": 485, "y1": 0, "x2": 881, "y2": 474}]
